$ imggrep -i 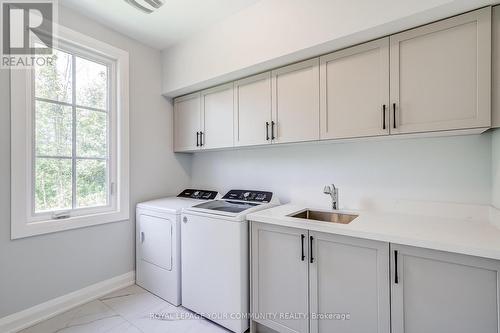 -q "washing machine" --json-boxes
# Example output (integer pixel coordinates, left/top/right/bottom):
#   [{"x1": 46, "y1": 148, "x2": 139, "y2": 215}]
[
  {"x1": 181, "y1": 190, "x2": 280, "y2": 333},
  {"x1": 136, "y1": 189, "x2": 219, "y2": 305}
]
